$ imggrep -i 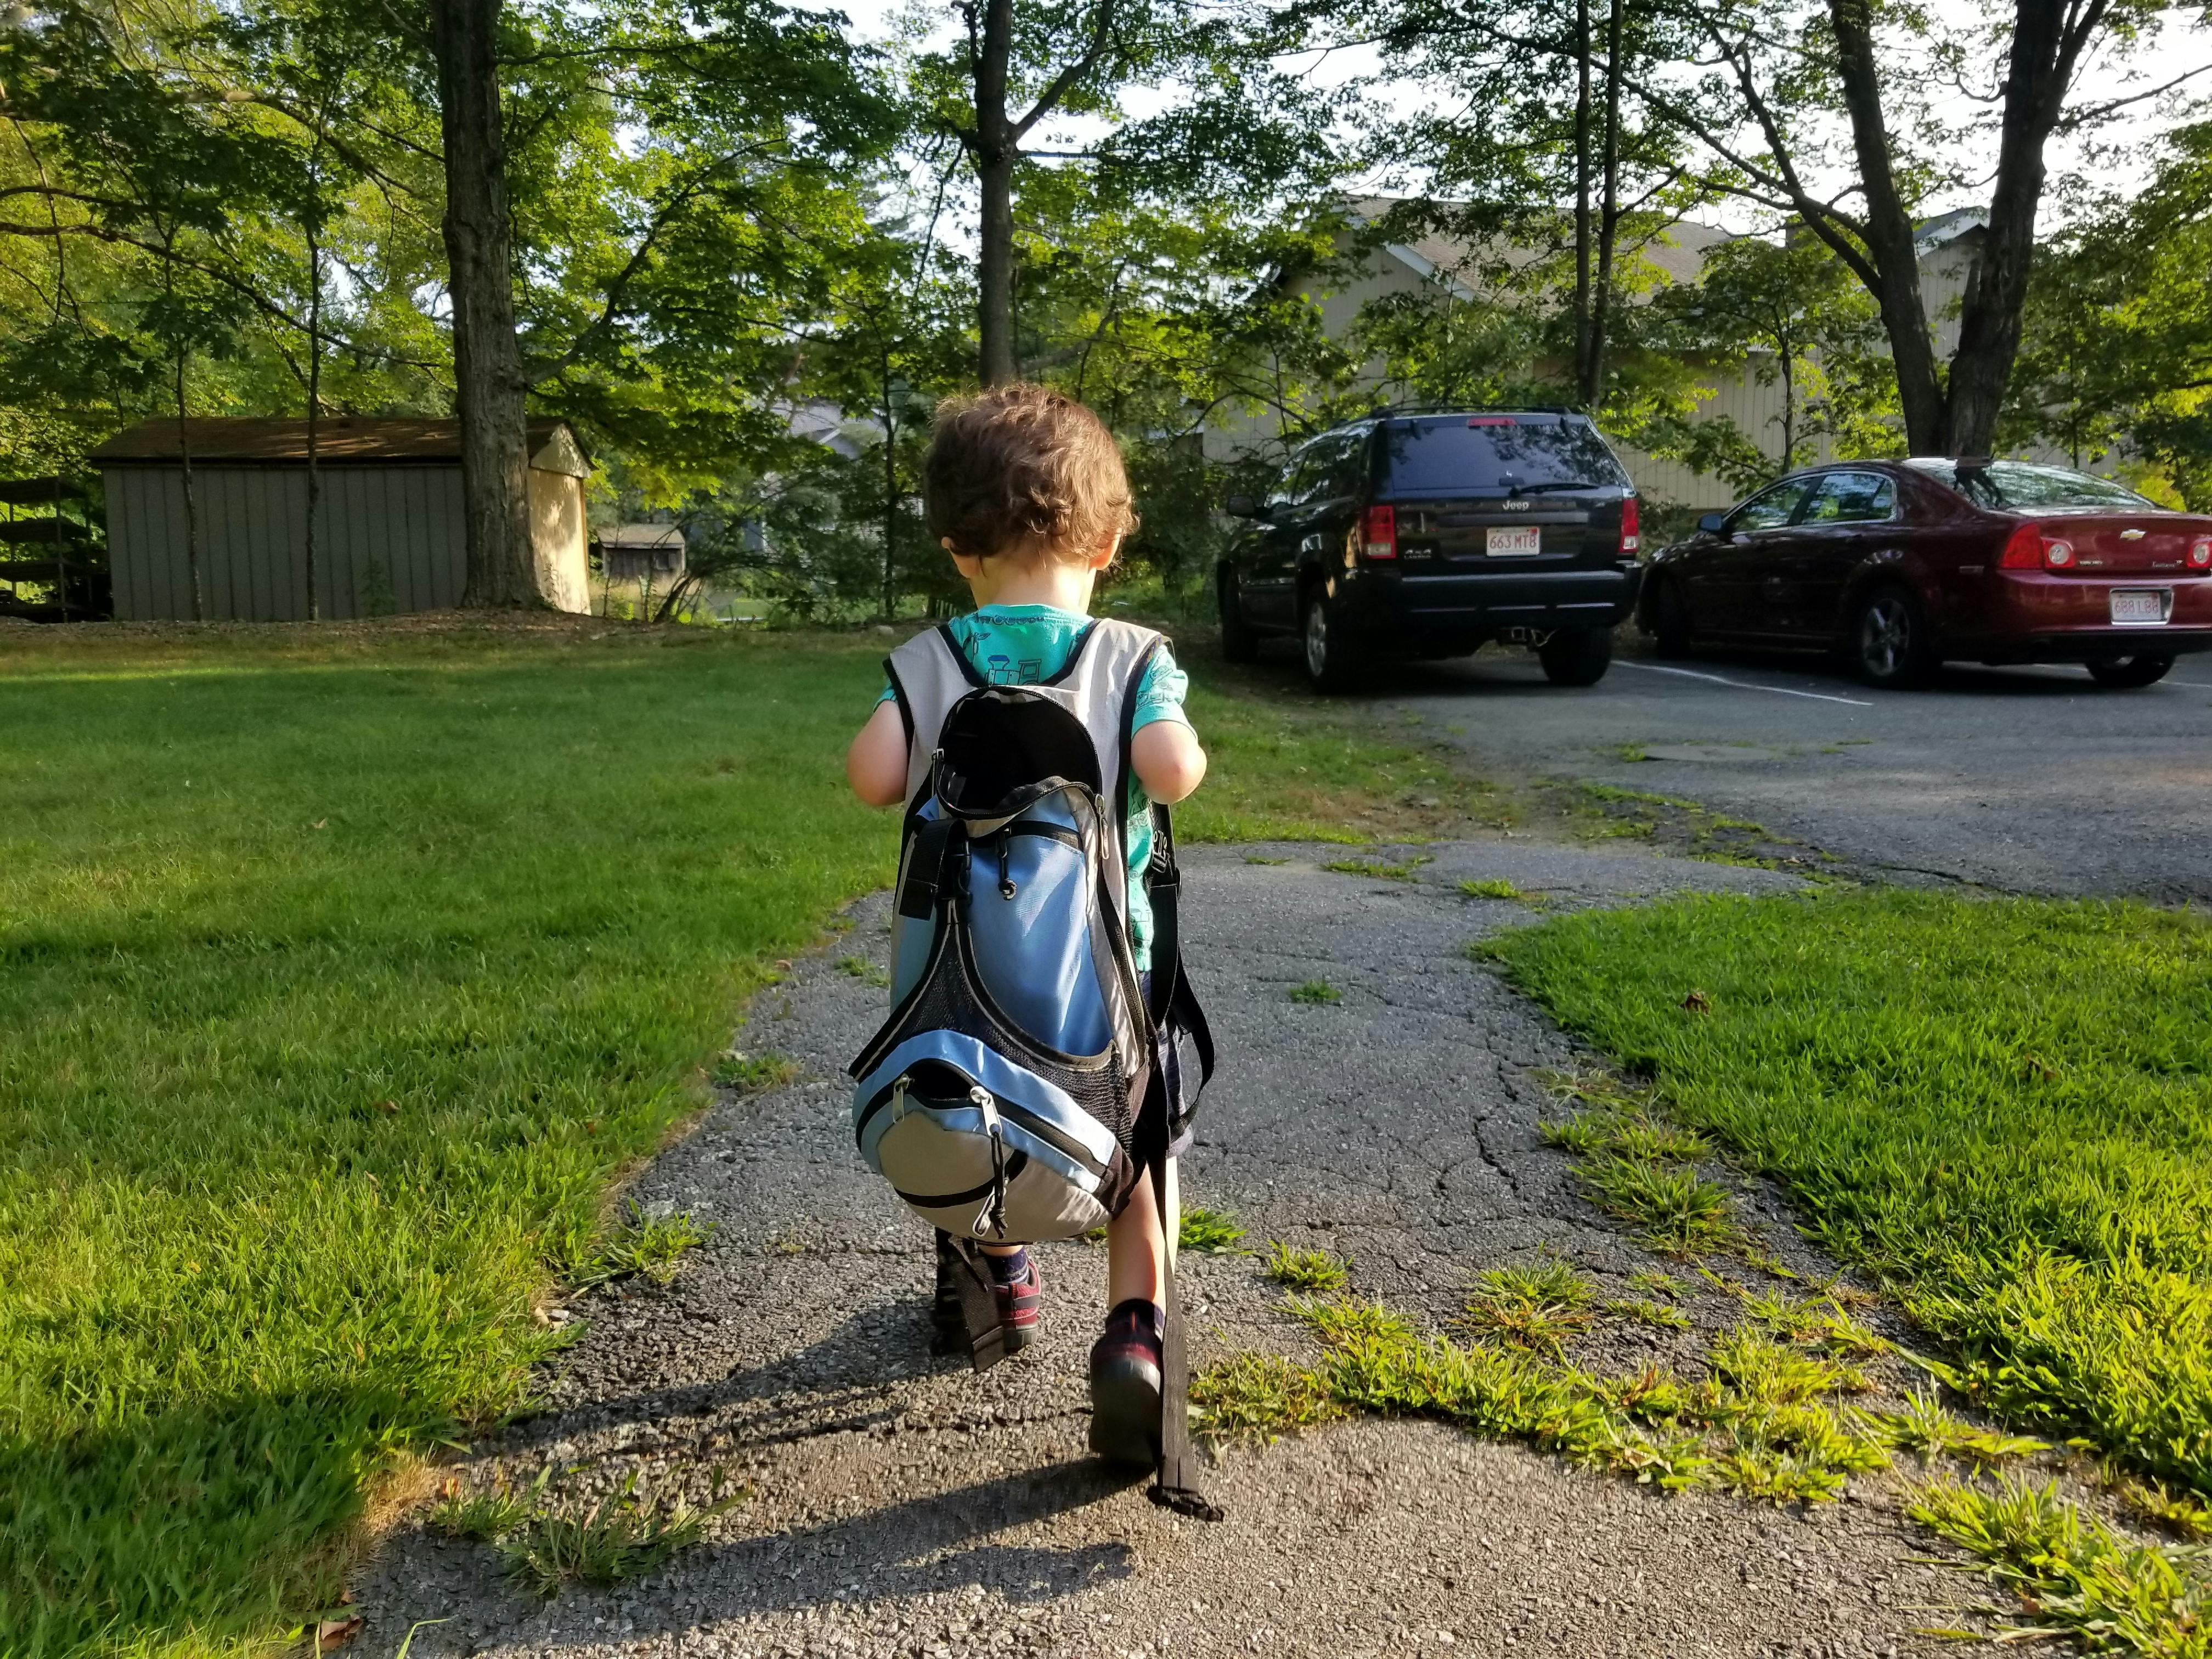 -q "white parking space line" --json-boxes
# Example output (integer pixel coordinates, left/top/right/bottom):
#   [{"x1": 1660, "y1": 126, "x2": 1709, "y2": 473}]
[{"x1": 1614, "y1": 660, "x2": 1876, "y2": 707}]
